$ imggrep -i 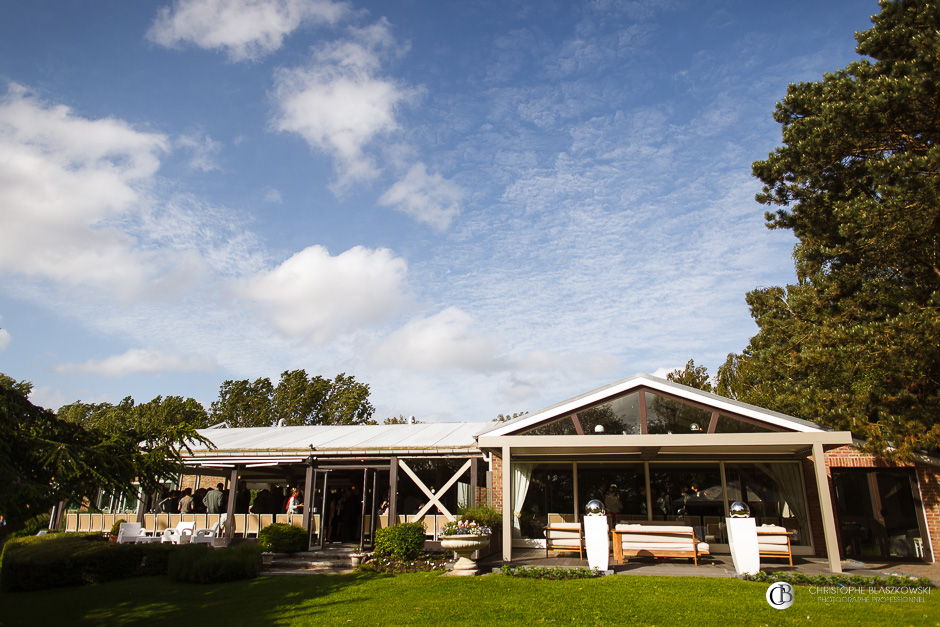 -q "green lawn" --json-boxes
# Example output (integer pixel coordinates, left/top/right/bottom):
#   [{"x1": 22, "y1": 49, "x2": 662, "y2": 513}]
[{"x1": 0, "y1": 573, "x2": 937, "y2": 626}]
